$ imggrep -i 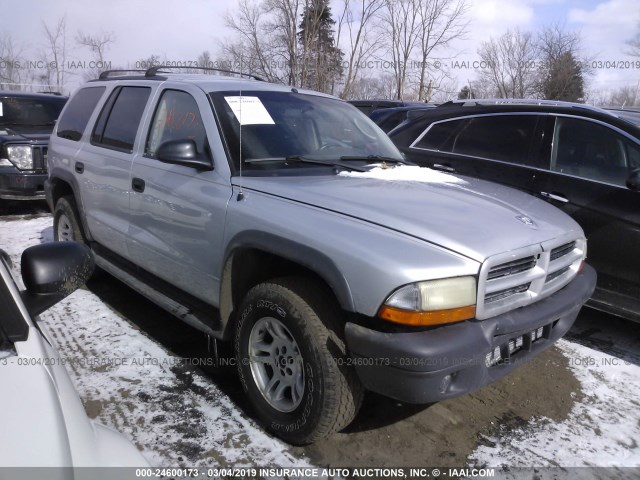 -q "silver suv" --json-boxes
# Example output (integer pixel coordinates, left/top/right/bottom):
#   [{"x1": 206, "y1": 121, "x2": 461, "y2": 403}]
[{"x1": 46, "y1": 67, "x2": 596, "y2": 444}]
